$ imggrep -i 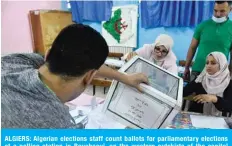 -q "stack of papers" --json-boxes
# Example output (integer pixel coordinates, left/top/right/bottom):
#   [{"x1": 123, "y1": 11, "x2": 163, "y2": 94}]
[
  {"x1": 190, "y1": 115, "x2": 229, "y2": 129},
  {"x1": 105, "y1": 58, "x2": 125, "y2": 68}
]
